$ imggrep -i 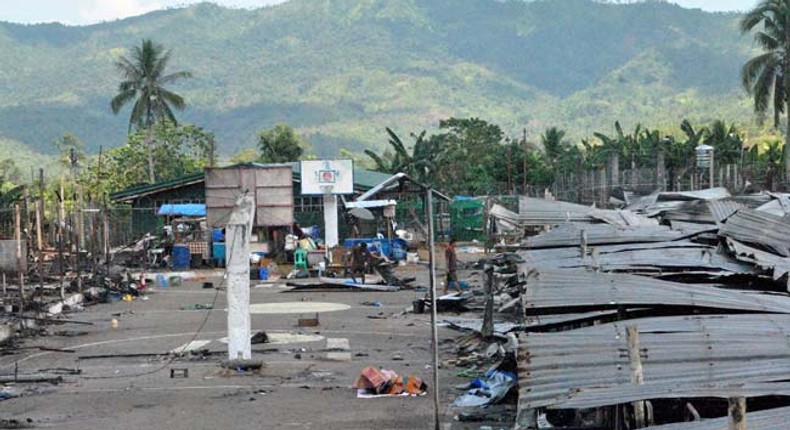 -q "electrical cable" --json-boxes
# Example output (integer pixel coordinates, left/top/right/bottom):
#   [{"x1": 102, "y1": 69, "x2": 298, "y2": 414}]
[{"x1": 82, "y1": 229, "x2": 238, "y2": 380}]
